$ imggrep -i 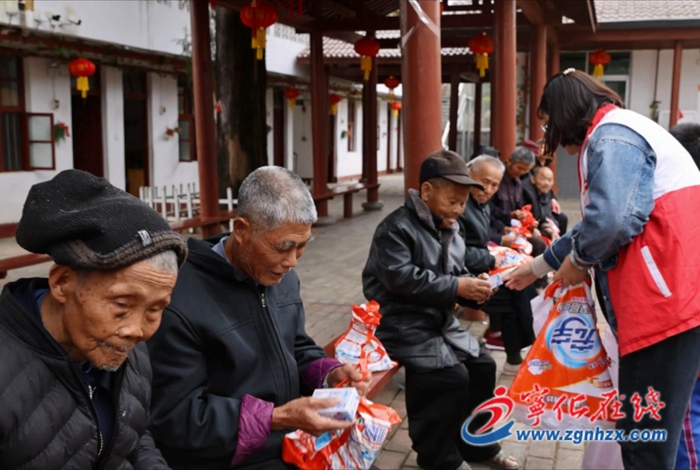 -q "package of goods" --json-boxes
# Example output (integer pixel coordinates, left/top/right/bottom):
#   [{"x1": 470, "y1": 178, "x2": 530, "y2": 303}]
[
  {"x1": 334, "y1": 301, "x2": 397, "y2": 373},
  {"x1": 282, "y1": 397, "x2": 402, "y2": 470},
  {"x1": 508, "y1": 281, "x2": 617, "y2": 430},
  {"x1": 487, "y1": 246, "x2": 533, "y2": 288},
  {"x1": 313, "y1": 388, "x2": 361, "y2": 422}
]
